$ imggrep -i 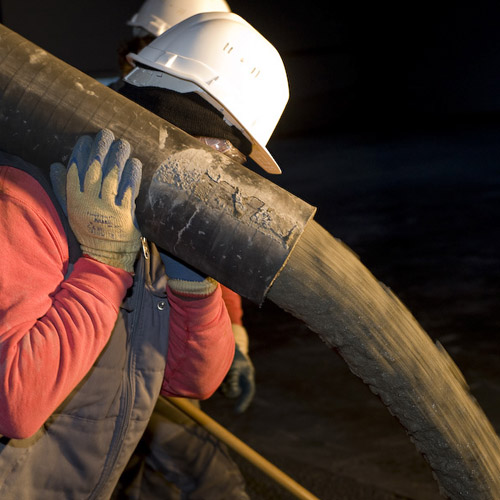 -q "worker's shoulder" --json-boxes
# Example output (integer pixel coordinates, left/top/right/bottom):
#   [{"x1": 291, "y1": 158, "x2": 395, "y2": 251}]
[{"x1": 0, "y1": 164, "x2": 60, "y2": 226}]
